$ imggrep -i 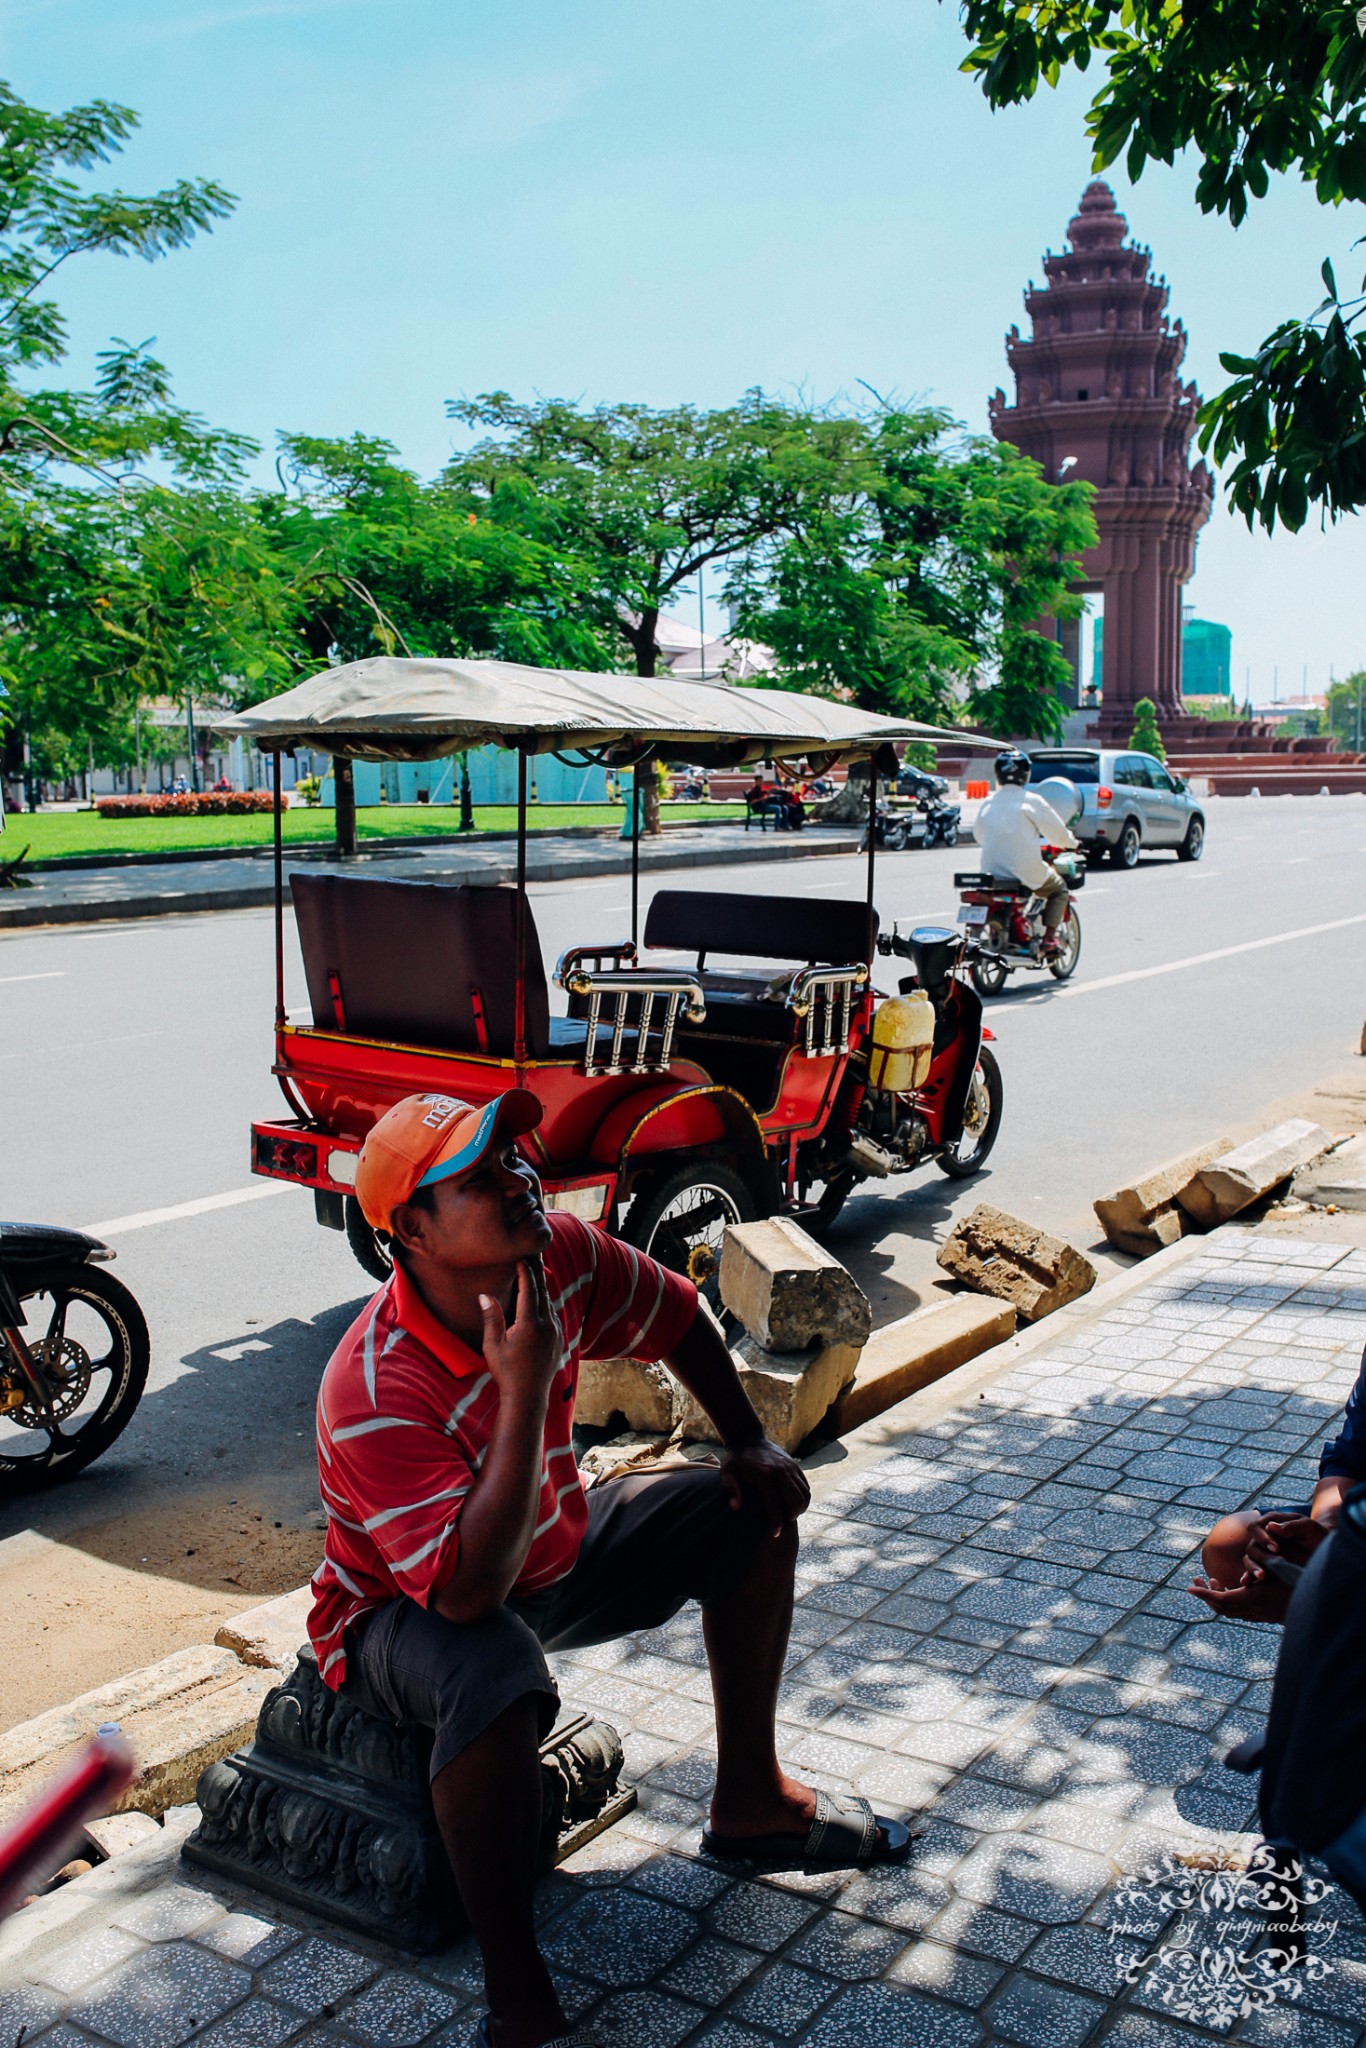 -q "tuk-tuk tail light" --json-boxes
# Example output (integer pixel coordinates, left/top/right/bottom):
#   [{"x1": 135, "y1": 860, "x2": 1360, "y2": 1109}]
[{"x1": 254, "y1": 1131, "x2": 320, "y2": 1184}]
